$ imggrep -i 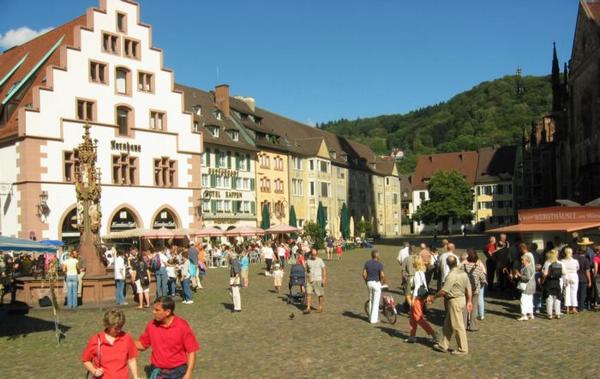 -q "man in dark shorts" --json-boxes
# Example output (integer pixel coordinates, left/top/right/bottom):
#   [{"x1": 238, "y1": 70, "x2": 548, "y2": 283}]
[
  {"x1": 363, "y1": 250, "x2": 385, "y2": 324},
  {"x1": 136, "y1": 296, "x2": 200, "y2": 379}
]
